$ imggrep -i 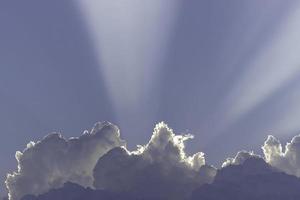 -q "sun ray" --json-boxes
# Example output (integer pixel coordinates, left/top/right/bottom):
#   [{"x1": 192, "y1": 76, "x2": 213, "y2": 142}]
[{"x1": 76, "y1": 0, "x2": 180, "y2": 126}]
